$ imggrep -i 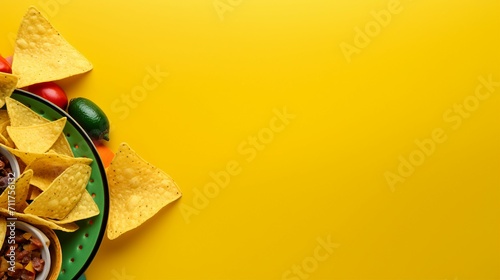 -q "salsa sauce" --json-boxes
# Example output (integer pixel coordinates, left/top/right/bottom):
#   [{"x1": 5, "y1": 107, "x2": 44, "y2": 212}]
[{"x1": 0, "y1": 228, "x2": 45, "y2": 280}]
